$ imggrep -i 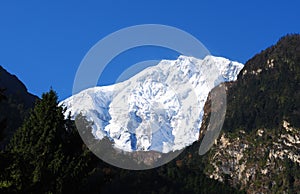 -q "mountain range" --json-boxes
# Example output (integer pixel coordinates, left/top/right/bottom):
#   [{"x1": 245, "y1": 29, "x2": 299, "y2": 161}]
[{"x1": 0, "y1": 34, "x2": 299, "y2": 193}]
